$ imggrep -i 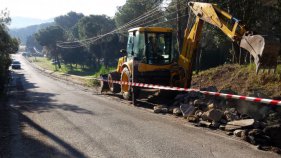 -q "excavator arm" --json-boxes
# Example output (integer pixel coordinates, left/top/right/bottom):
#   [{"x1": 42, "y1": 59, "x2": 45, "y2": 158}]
[{"x1": 179, "y1": 2, "x2": 280, "y2": 88}]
